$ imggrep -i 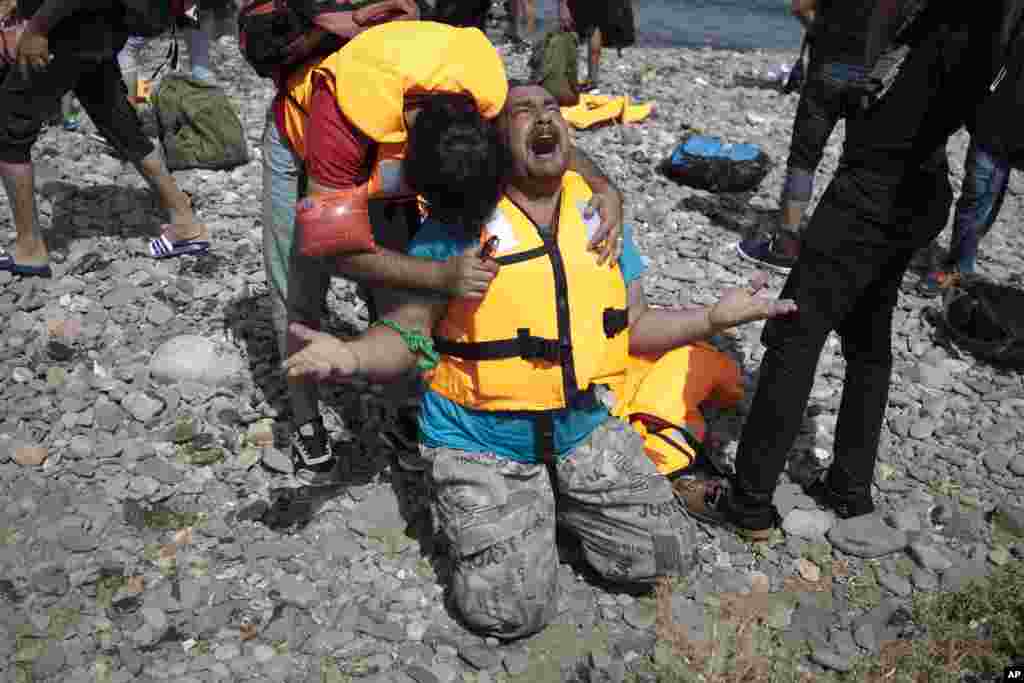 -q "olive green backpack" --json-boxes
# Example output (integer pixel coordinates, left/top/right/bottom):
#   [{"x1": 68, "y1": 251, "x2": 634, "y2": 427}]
[
  {"x1": 152, "y1": 72, "x2": 250, "y2": 171},
  {"x1": 530, "y1": 30, "x2": 580, "y2": 107}
]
